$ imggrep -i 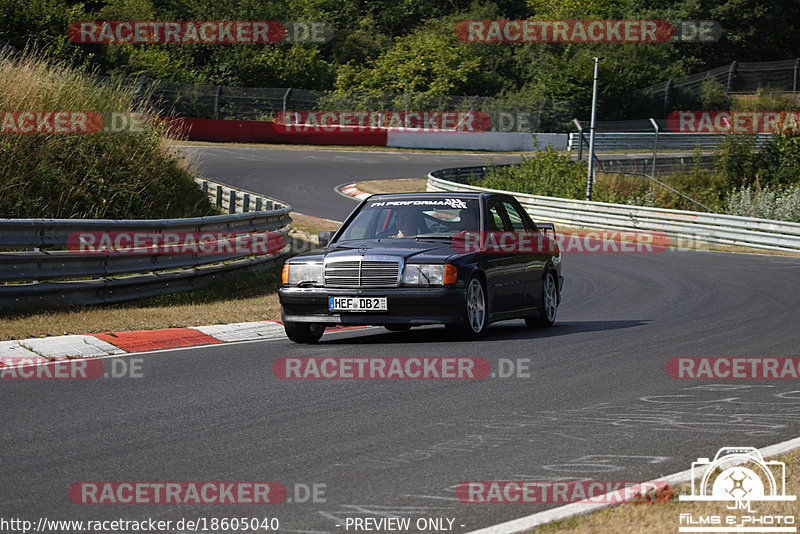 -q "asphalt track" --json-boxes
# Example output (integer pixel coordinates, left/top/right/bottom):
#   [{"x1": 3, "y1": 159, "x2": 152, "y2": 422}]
[
  {"x1": 3, "y1": 146, "x2": 800, "y2": 533},
  {"x1": 184, "y1": 145, "x2": 524, "y2": 220}
]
